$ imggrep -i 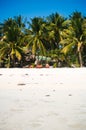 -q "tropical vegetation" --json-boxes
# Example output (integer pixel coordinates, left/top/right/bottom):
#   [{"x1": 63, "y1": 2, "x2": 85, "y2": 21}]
[{"x1": 0, "y1": 11, "x2": 86, "y2": 68}]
